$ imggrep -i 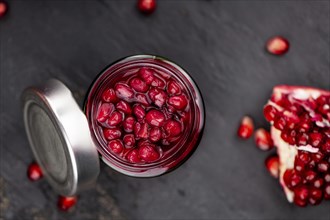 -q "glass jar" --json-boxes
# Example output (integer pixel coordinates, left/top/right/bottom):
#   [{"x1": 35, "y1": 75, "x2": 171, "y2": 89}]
[{"x1": 22, "y1": 55, "x2": 205, "y2": 196}]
